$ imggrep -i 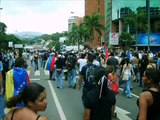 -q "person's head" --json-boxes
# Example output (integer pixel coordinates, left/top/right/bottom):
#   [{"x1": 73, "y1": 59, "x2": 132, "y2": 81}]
[
  {"x1": 109, "y1": 66, "x2": 116, "y2": 73},
  {"x1": 81, "y1": 53, "x2": 86, "y2": 59},
  {"x1": 6, "y1": 83, "x2": 47, "y2": 113},
  {"x1": 143, "y1": 68, "x2": 160, "y2": 88},
  {"x1": 14, "y1": 57, "x2": 25, "y2": 68},
  {"x1": 125, "y1": 57, "x2": 130, "y2": 65},
  {"x1": 110, "y1": 52, "x2": 114, "y2": 56},
  {"x1": 94, "y1": 67, "x2": 109, "y2": 99},
  {"x1": 87, "y1": 53, "x2": 94, "y2": 63},
  {"x1": 149, "y1": 58, "x2": 154, "y2": 63}
]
